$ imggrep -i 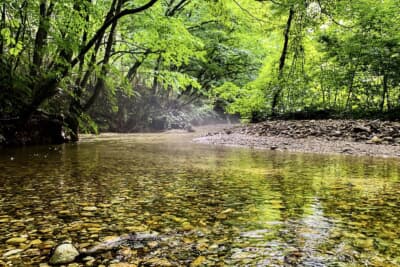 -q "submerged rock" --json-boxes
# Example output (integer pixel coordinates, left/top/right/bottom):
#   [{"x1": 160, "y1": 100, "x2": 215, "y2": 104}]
[
  {"x1": 82, "y1": 206, "x2": 97, "y2": 212},
  {"x1": 49, "y1": 243, "x2": 79, "y2": 265},
  {"x1": 3, "y1": 249, "x2": 24, "y2": 257},
  {"x1": 6, "y1": 237, "x2": 27, "y2": 245},
  {"x1": 82, "y1": 232, "x2": 160, "y2": 256},
  {"x1": 109, "y1": 263, "x2": 137, "y2": 267},
  {"x1": 190, "y1": 256, "x2": 206, "y2": 267}
]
